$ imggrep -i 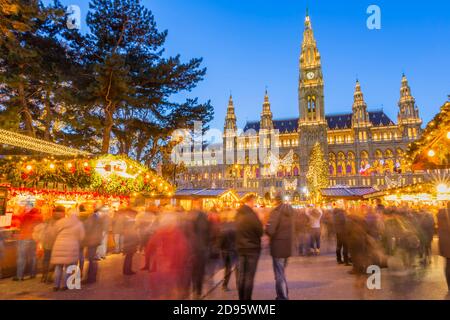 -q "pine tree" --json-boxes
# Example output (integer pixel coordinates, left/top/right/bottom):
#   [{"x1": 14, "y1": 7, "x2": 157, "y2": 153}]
[
  {"x1": 306, "y1": 142, "x2": 329, "y2": 202},
  {"x1": 70, "y1": 0, "x2": 213, "y2": 154}
]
